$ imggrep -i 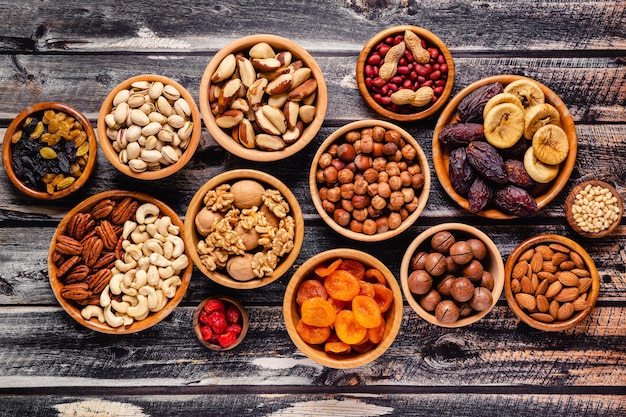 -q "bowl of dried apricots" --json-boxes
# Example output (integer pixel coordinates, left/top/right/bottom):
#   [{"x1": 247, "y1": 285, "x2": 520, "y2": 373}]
[{"x1": 283, "y1": 248, "x2": 403, "y2": 369}]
